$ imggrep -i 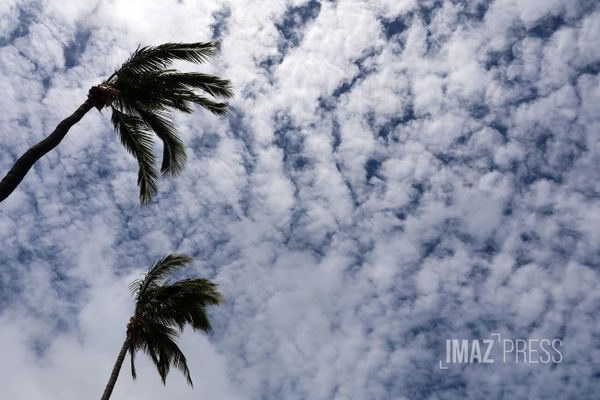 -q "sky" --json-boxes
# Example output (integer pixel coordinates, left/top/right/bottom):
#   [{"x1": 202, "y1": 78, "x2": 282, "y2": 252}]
[{"x1": 0, "y1": 0, "x2": 599, "y2": 399}]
